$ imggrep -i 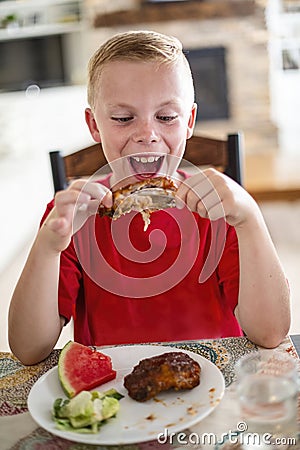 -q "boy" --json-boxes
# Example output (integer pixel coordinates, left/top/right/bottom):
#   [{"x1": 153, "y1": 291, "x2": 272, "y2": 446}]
[{"x1": 8, "y1": 31, "x2": 290, "y2": 365}]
